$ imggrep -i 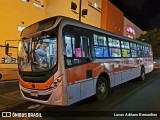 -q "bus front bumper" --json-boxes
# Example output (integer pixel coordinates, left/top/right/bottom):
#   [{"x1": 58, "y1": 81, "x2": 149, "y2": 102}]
[{"x1": 19, "y1": 83, "x2": 67, "y2": 106}]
